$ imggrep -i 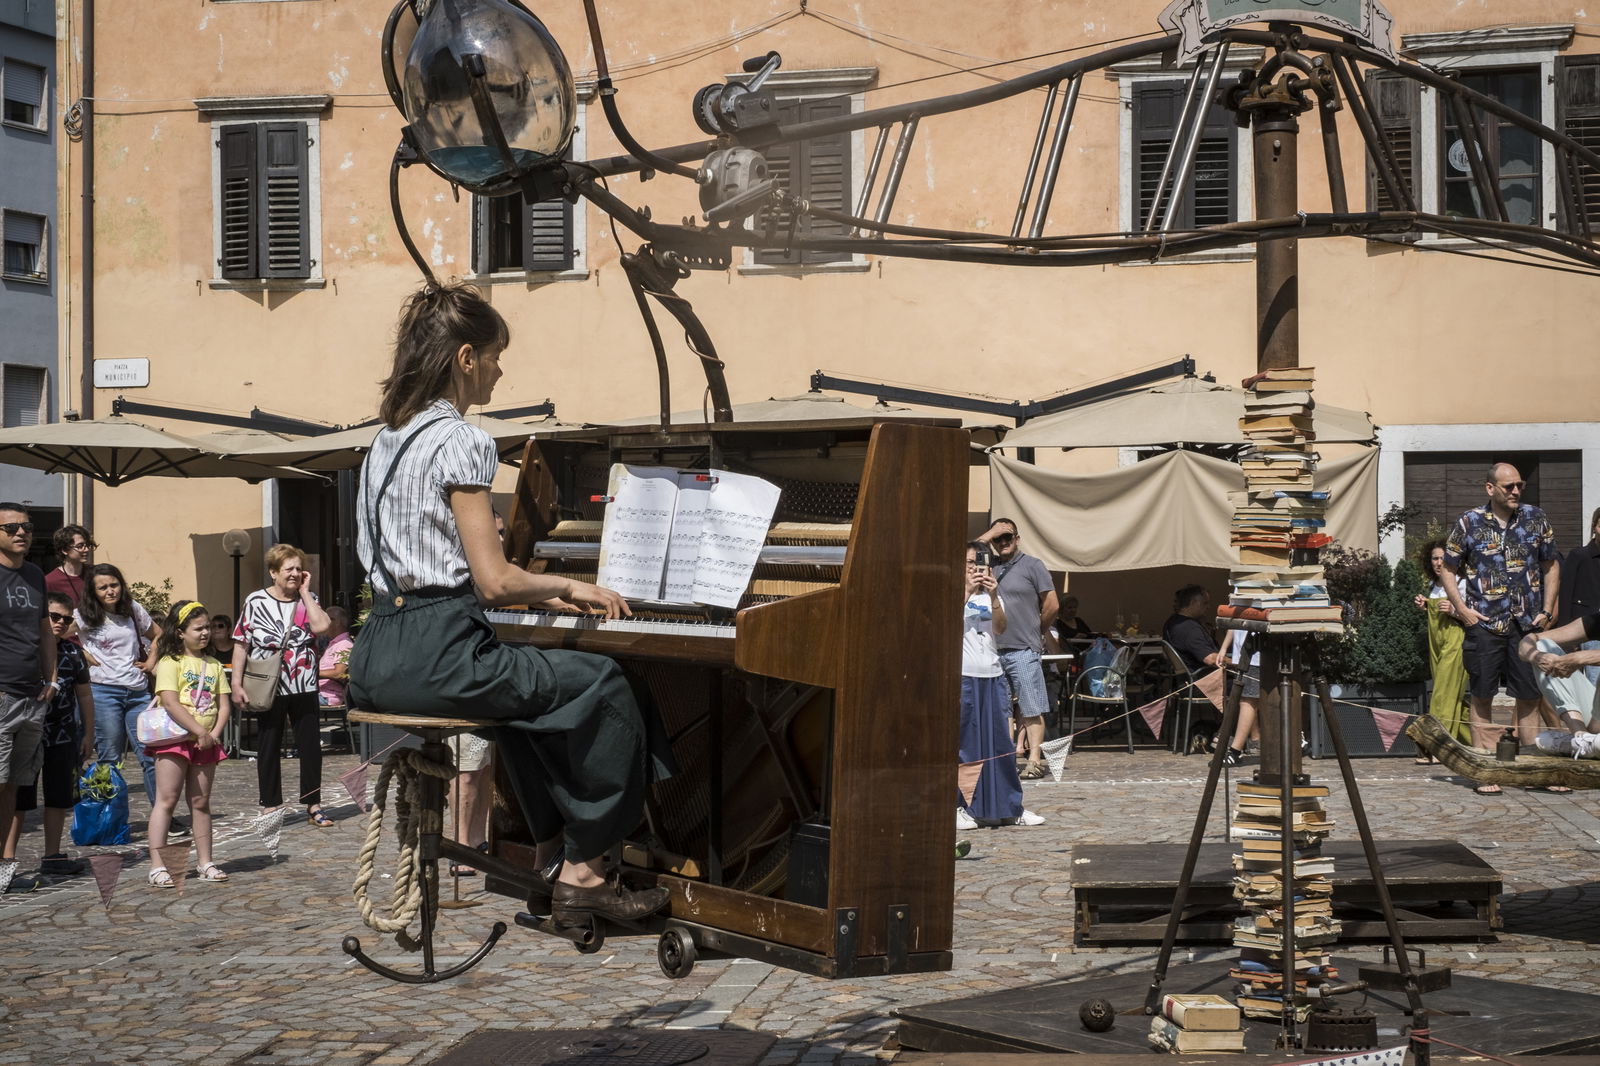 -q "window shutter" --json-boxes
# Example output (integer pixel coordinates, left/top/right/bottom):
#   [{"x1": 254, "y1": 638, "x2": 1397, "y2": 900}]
[
  {"x1": 2, "y1": 365, "x2": 45, "y2": 428},
  {"x1": 754, "y1": 100, "x2": 801, "y2": 266},
  {"x1": 1133, "y1": 83, "x2": 1235, "y2": 231},
  {"x1": 1557, "y1": 54, "x2": 1600, "y2": 235},
  {"x1": 471, "y1": 195, "x2": 492, "y2": 274},
  {"x1": 4, "y1": 60, "x2": 45, "y2": 110},
  {"x1": 259, "y1": 121, "x2": 310, "y2": 278},
  {"x1": 753, "y1": 96, "x2": 853, "y2": 266},
  {"x1": 218, "y1": 123, "x2": 258, "y2": 278},
  {"x1": 1363, "y1": 70, "x2": 1421, "y2": 233},
  {"x1": 523, "y1": 197, "x2": 574, "y2": 271},
  {"x1": 2, "y1": 211, "x2": 44, "y2": 276}
]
